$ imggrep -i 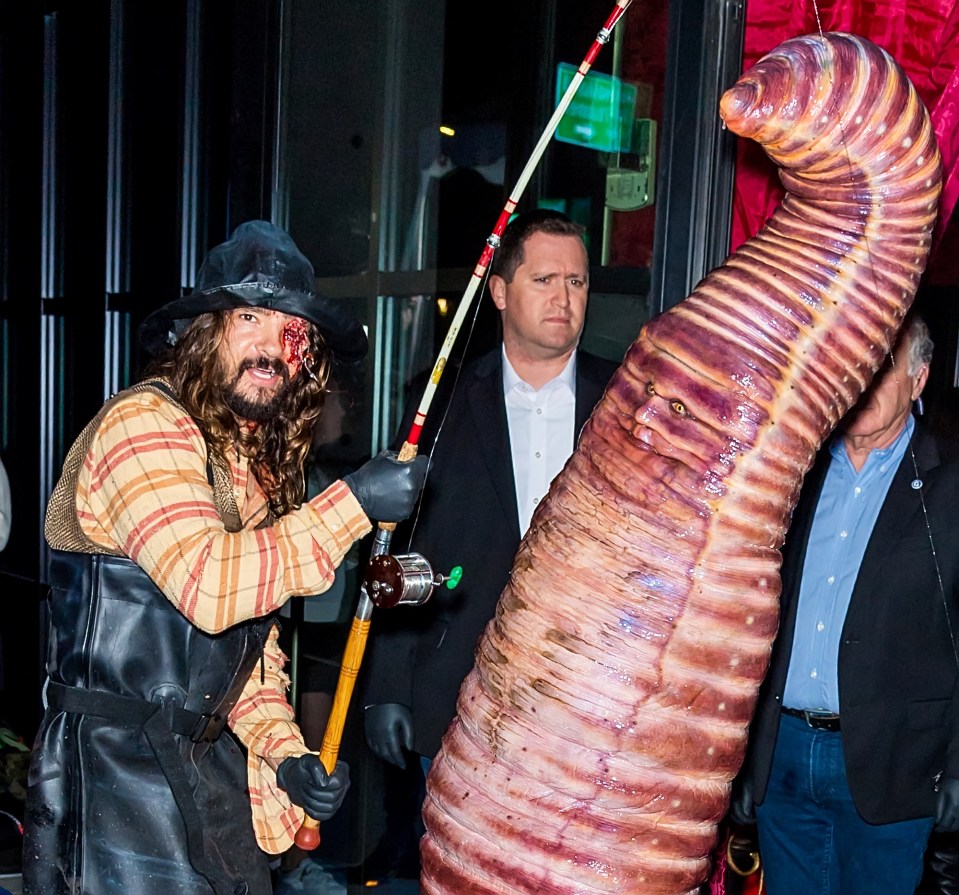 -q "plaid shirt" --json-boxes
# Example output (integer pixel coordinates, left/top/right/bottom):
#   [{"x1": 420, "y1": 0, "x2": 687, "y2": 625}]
[{"x1": 74, "y1": 387, "x2": 371, "y2": 852}]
